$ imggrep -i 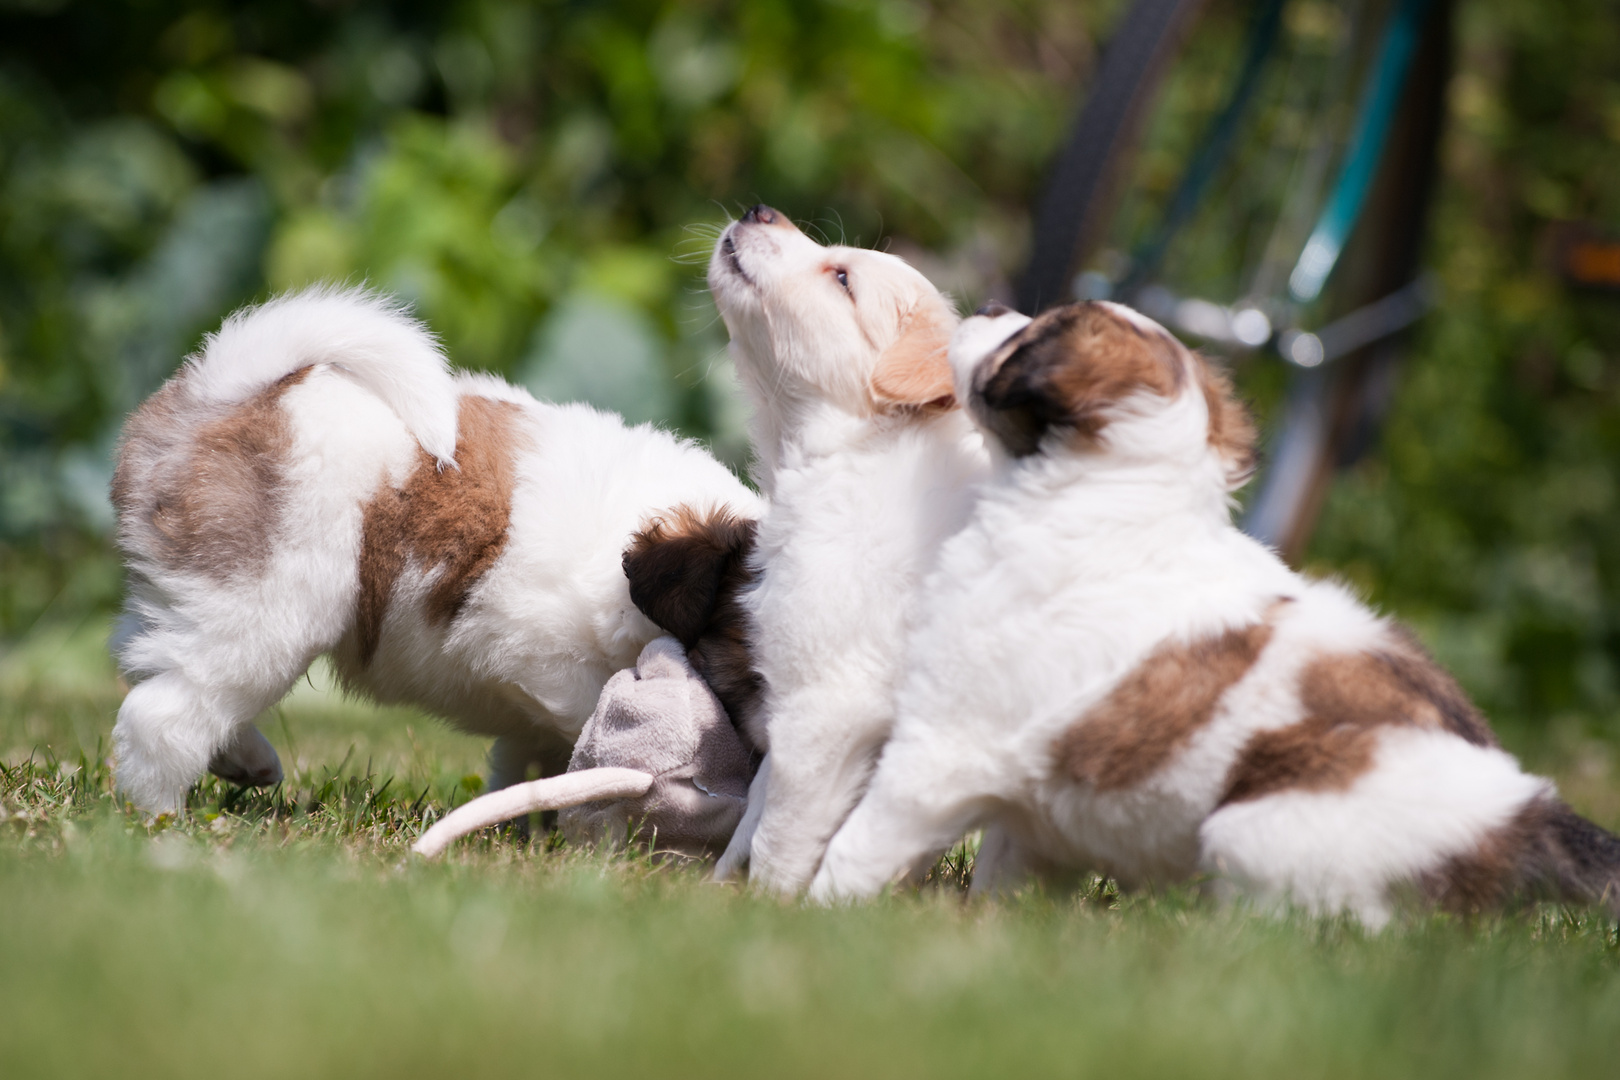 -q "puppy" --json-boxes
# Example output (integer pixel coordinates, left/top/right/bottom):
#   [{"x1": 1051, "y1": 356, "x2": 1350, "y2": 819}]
[
  {"x1": 705, "y1": 205, "x2": 990, "y2": 892},
  {"x1": 811, "y1": 301, "x2": 1620, "y2": 925},
  {"x1": 110, "y1": 286, "x2": 761, "y2": 816}
]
